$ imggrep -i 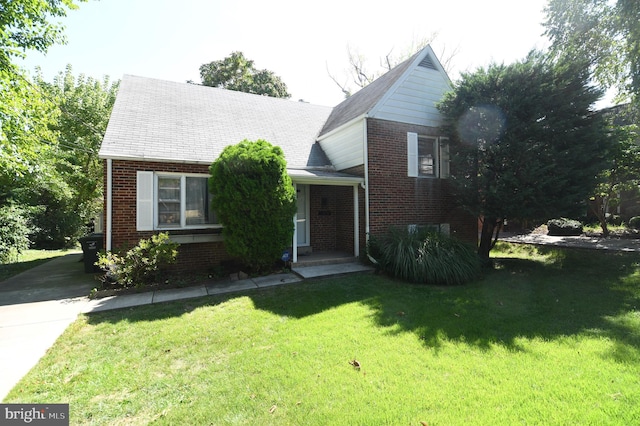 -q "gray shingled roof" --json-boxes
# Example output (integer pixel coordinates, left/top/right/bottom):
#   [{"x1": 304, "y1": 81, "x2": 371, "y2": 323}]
[
  {"x1": 319, "y1": 51, "x2": 420, "y2": 136},
  {"x1": 99, "y1": 75, "x2": 334, "y2": 168}
]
